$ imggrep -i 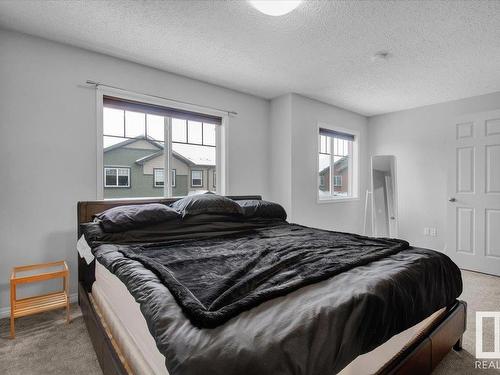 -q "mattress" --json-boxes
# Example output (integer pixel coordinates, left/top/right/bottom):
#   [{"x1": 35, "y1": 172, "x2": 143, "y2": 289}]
[{"x1": 92, "y1": 261, "x2": 446, "y2": 375}]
